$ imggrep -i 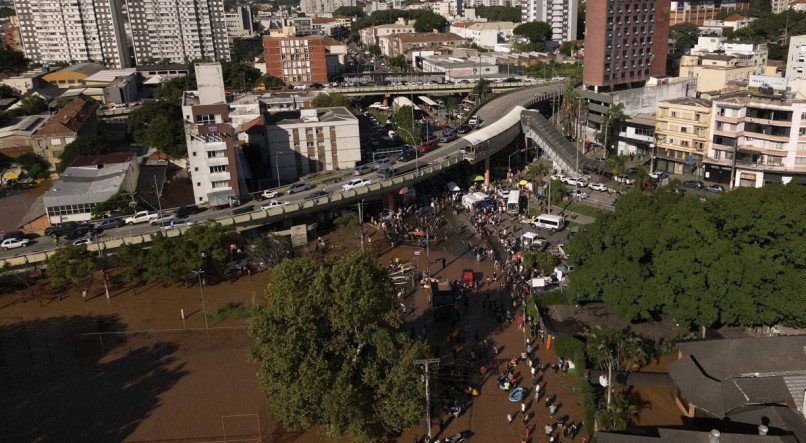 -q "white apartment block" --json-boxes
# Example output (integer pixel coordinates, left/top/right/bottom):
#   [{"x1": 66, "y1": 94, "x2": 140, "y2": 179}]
[
  {"x1": 265, "y1": 107, "x2": 360, "y2": 182},
  {"x1": 705, "y1": 93, "x2": 806, "y2": 188},
  {"x1": 225, "y1": 6, "x2": 255, "y2": 40},
  {"x1": 691, "y1": 36, "x2": 768, "y2": 74},
  {"x1": 300, "y1": 0, "x2": 355, "y2": 15},
  {"x1": 128, "y1": 0, "x2": 230, "y2": 64},
  {"x1": 464, "y1": 0, "x2": 512, "y2": 7},
  {"x1": 771, "y1": 0, "x2": 792, "y2": 13},
  {"x1": 450, "y1": 21, "x2": 516, "y2": 49},
  {"x1": 12, "y1": 0, "x2": 129, "y2": 68},
  {"x1": 359, "y1": 20, "x2": 415, "y2": 47},
  {"x1": 520, "y1": 0, "x2": 577, "y2": 44},
  {"x1": 786, "y1": 35, "x2": 806, "y2": 81}
]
